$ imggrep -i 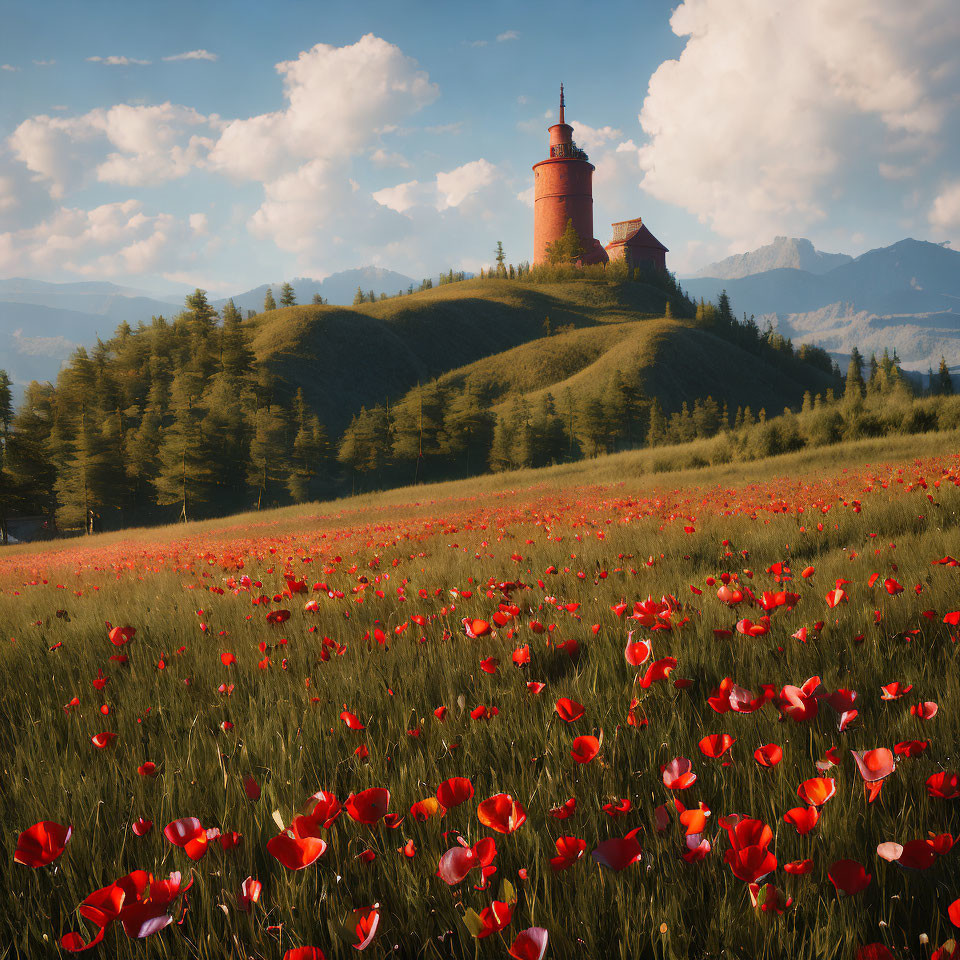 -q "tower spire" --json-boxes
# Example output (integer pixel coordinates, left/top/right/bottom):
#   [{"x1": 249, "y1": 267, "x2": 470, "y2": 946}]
[{"x1": 559, "y1": 83, "x2": 565, "y2": 124}]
